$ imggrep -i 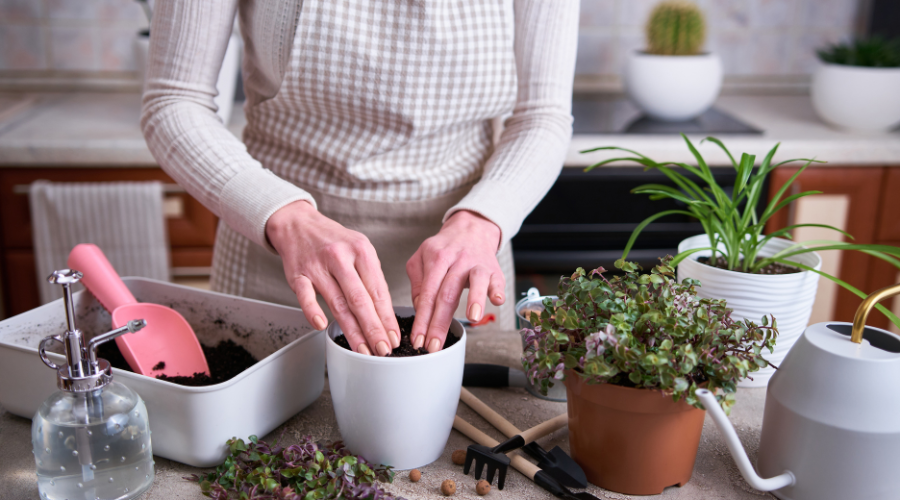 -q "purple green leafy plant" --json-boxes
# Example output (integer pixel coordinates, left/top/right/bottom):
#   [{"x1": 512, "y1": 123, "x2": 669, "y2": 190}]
[
  {"x1": 521, "y1": 257, "x2": 778, "y2": 414},
  {"x1": 186, "y1": 434, "x2": 403, "y2": 500}
]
